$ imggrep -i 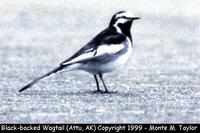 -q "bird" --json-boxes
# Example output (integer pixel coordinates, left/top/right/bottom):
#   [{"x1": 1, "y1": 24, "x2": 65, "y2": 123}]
[{"x1": 19, "y1": 11, "x2": 140, "y2": 93}]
